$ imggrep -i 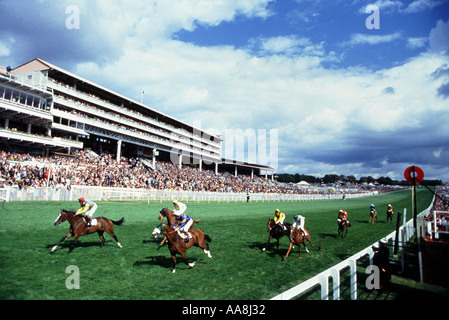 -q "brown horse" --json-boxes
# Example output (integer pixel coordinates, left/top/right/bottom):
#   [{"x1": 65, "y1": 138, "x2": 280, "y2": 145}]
[
  {"x1": 156, "y1": 207, "x2": 199, "y2": 246},
  {"x1": 337, "y1": 220, "x2": 351, "y2": 238},
  {"x1": 262, "y1": 218, "x2": 291, "y2": 252},
  {"x1": 159, "y1": 207, "x2": 212, "y2": 273},
  {"x1": 284, "y1": 228, "x2": 316, "y2": 260},
  {"x1": 386, "y1": 209, "x2": 394, "y2": 222},
  {"x1": 51, "y1": 209, "x2": 124, "y2": 253},
  {"x1": 369, "y1": 210, "x2": 378, "y2": 224}
]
